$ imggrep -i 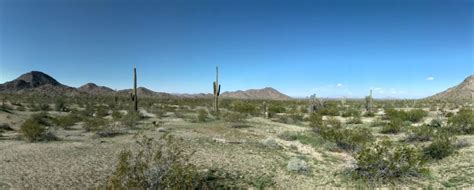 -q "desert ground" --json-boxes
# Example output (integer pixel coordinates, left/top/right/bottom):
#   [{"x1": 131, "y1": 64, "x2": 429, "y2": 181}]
[{"x1": 0, "y1": 95, "x2": 472, "y2": 189}]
